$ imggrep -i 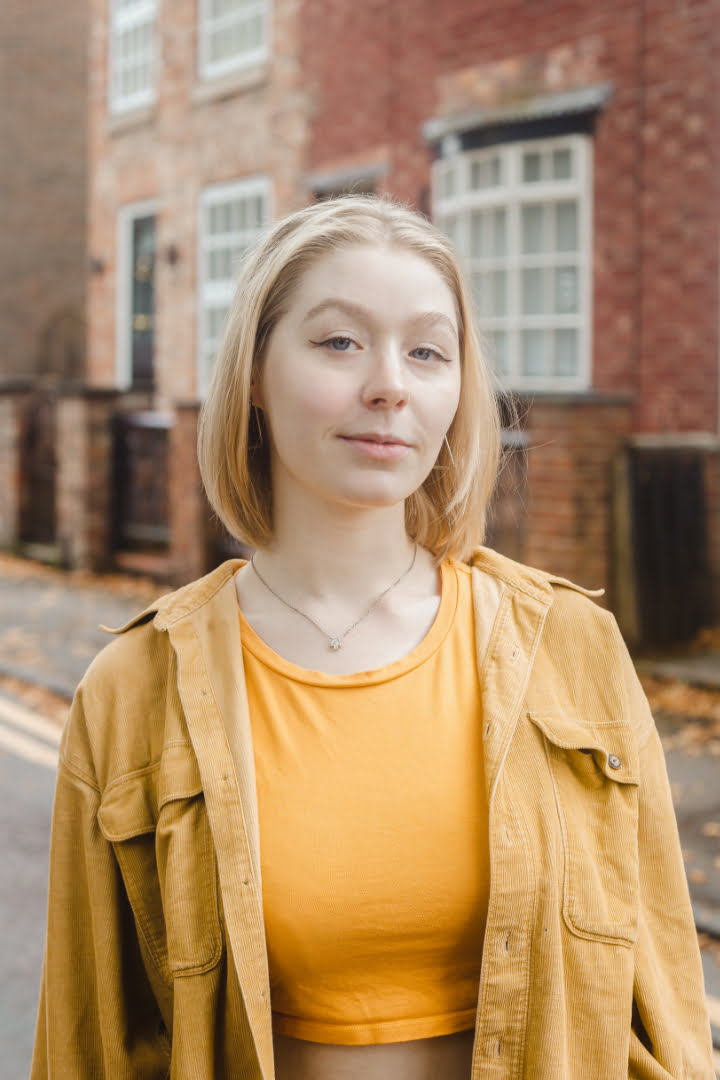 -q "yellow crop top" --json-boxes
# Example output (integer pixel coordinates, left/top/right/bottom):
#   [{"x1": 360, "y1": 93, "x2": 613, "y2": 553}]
[{"x1": 239, "y1": 560, "x2": 490, "y2": 1045}]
